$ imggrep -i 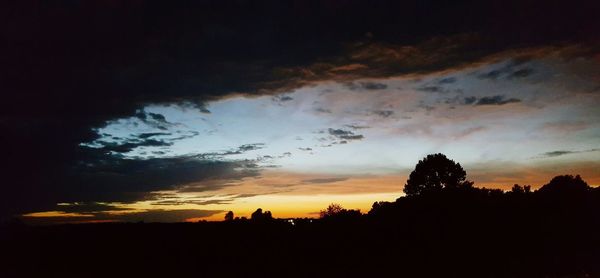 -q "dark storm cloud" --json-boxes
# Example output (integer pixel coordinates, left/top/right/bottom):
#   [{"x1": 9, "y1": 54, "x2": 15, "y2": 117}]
[
  {"x1": 51, "y1": 149, "x2": 262, "y2": 207},
  {"x1": 2, "y1": 0, "x2": 599, "y2": 217}
]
